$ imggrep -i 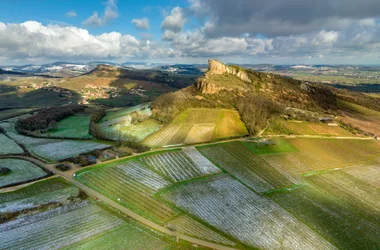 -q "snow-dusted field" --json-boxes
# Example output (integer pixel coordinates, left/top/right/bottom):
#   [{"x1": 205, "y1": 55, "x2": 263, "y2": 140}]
[
  {"x1": 169, "y1": 215, "x2": 236, "y2": 246},
  {"x1": 0, "y1": 202, "x2": 124, "y2": 250},
  {"x1": 163, "y1": 174, "x2": 337, "y2": 250},
  {"x1": 32, "y1": 140, "x2": 109, "y2": 161},
  {"x1": 141, "y1": 151, "x2": 219, "y2": 182},
  {"x1": 0, "y1": 159, "x2": 47, "y2": 188},
  {"x1": 0, "y1": 134, "x2": 24, "y2": 155},
  {"x1": 182, "y1": 147, "x2": 220, "y2": 174},
  {"x1": 117, "y1": 160, "x2": 171, "y2": 191}
]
